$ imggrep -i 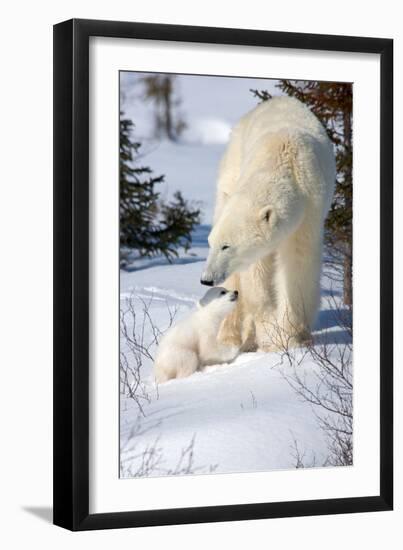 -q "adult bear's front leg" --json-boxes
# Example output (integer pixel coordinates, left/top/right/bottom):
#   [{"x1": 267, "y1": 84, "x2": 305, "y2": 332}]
[
  {"x1": 255, "y1": 317, "x2": 311, "y2": 352},
  {"x1": 217, "y1": 307, "x2": 242, "y2": 347},
  {"x1": 254, "y1": 314, "x2": 287, "y2": 352},
  {"x1": 218, "y1": 308, "x2": 258, "y2": 351},
  {"x1": 264, "y1": 215, "x2": 323, "y2": 350}
]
